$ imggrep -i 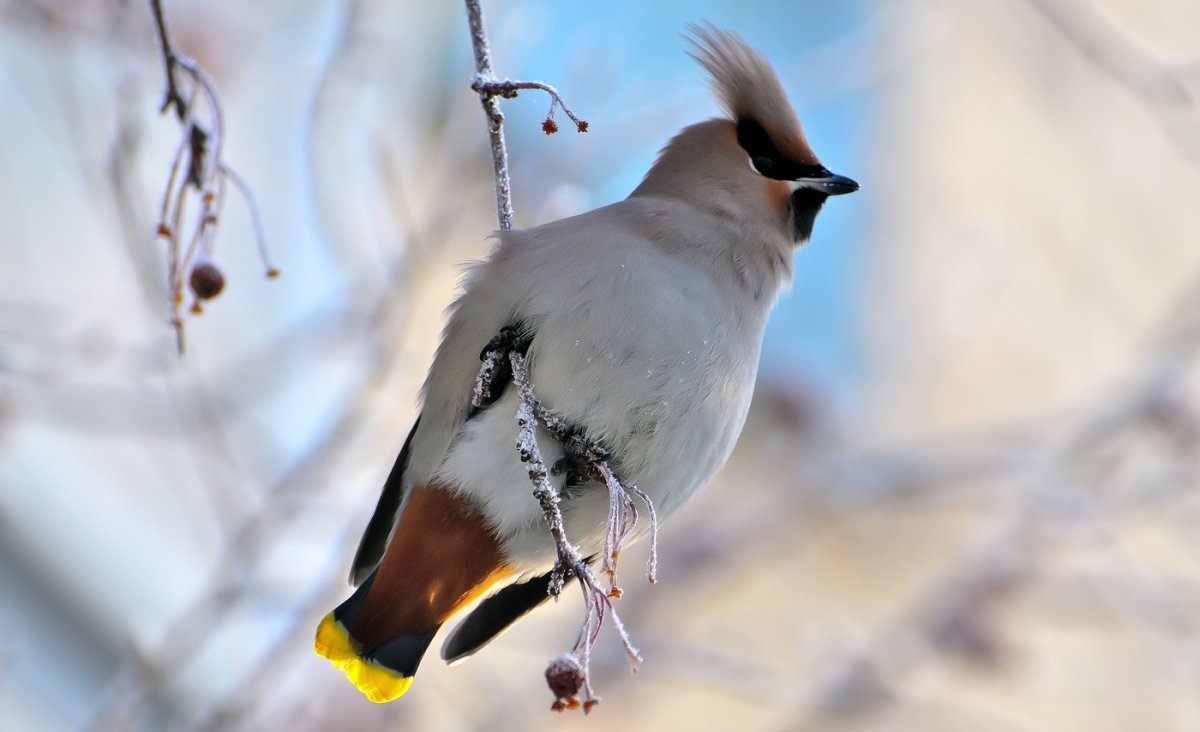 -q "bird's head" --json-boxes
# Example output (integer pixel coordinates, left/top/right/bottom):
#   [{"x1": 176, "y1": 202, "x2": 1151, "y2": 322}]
[{"x1": 633, "y1": 26, "x2": 858, "y2": 245}]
